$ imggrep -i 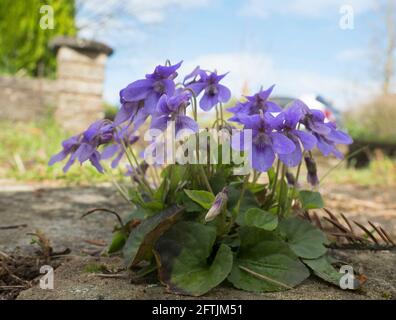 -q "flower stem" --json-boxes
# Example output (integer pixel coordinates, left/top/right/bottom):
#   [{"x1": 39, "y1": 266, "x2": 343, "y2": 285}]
[
  {"x1": 215, "y1": 105, "x2": 220, "y2": 130},
  {"x1": 294, "y1": 158, "x2": 303, "y2": 187},
  {"x1": 198, "y1": 164, "x2": 213, "y2": 194},
  {"x1": 121, "y1": 141, "x2": 153, "y2": 195},
  {"x1": 184, "y1": 88, "x2": 198, "y2": 122},
  {"x1": 268, "y1": 159, "x2": 280, "y2": 204},
  {"x1": 149, "y1": 166, "x2": 159, "y2": 188},
  {"x1": 152, "y1": 166, "x2": 161, "y2": 185},
  {"x1": 219, "y1": 103, "x2": 224, "y2": 124},
  {"x1": 185, "y1": 87, "x2": 211, "y2": 193},
  {"x1": 104, "y1": 167, "x2": 131, "y2": 203},
  {"x1": 277, "y1": 164, "x2": 287, "y2": 217},
  {"x1": 252, "y1": 170, "x2": 261, "y2": 185},
  {"x1": 129, "y1": 147, "x2": 154, "y2": 195},
  {"x1": 229, "y1": 173, "x2": 250, "y2": 230}
]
